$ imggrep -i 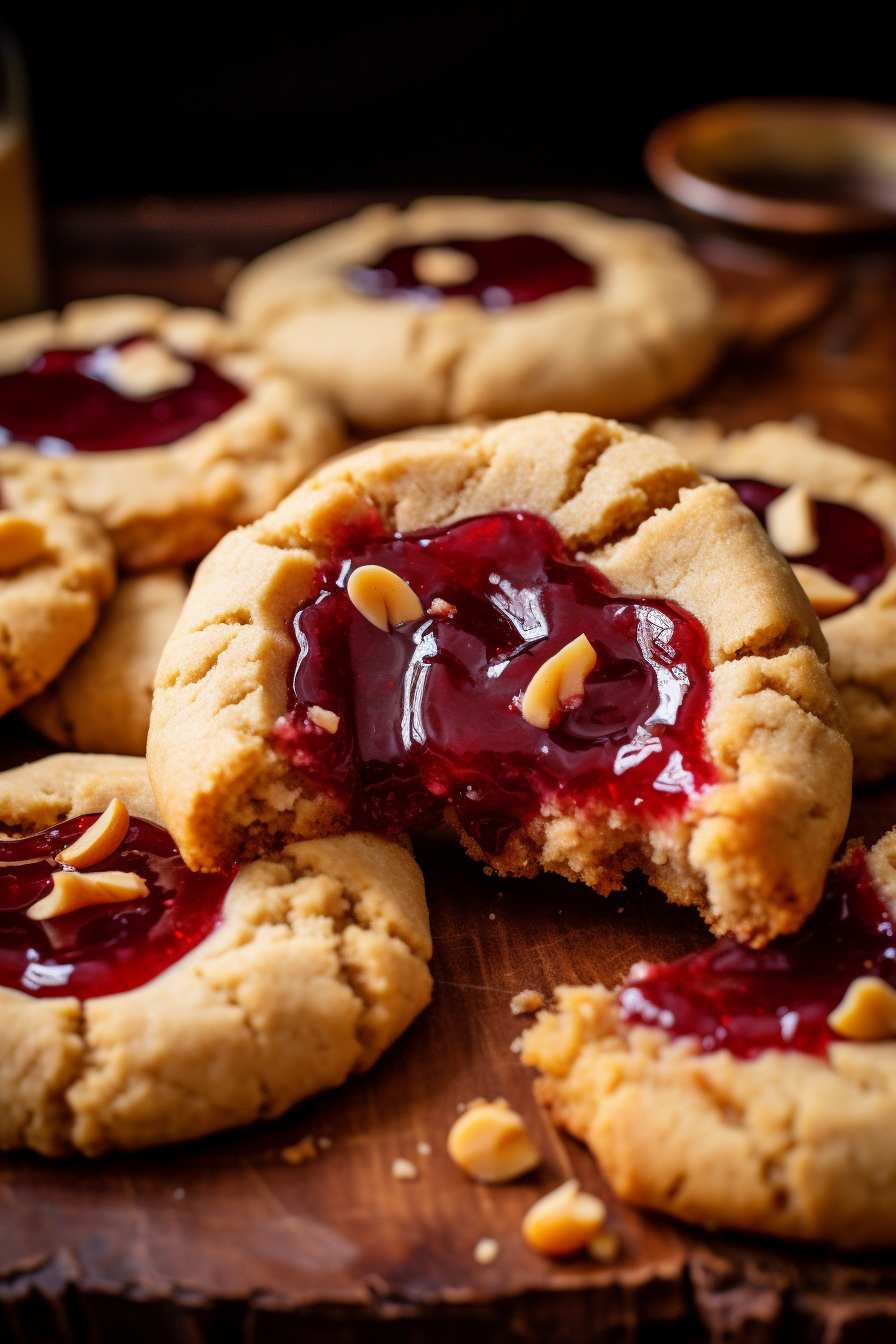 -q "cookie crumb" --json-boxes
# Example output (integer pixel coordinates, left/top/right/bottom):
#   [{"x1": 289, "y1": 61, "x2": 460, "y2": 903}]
[
  {"x1": 489, "y1": 913, "x2": 496, "y2": 920},
  {"x1": 428, "y1": 597, "x2": 457, "y2": 617},
  {"x1": 588, "y1": 1229, "x2": 621, "y2": 1263},
  {"x1": 509, "y1": 1035, "x2": 524, "y2": 1054},
  {"x1": 510, "y1": 989, "x2": 544, "y2": 1015},
  {"x1": 417, "y1": 1141, "x2": 432, "y2": 1156},
  {"x1": 474, "y1": 1237, "x2": 500, "y2": 1265},
  {"x1": 317, "y1": 1136, "x2": 332, "y2": 1150},
  {"x1": 172, "y1": 1188, "x2": 186, "y2": 1200},
  {"x1": 392, "y1": 1157, "x2": 418, "y2": 1181},
  {"x1": 282, "y1": 1135, "x2": 317, "y2": 1165},
  {"x1": 308, "y1": 704, "x2": 340, "y2": 734}
]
